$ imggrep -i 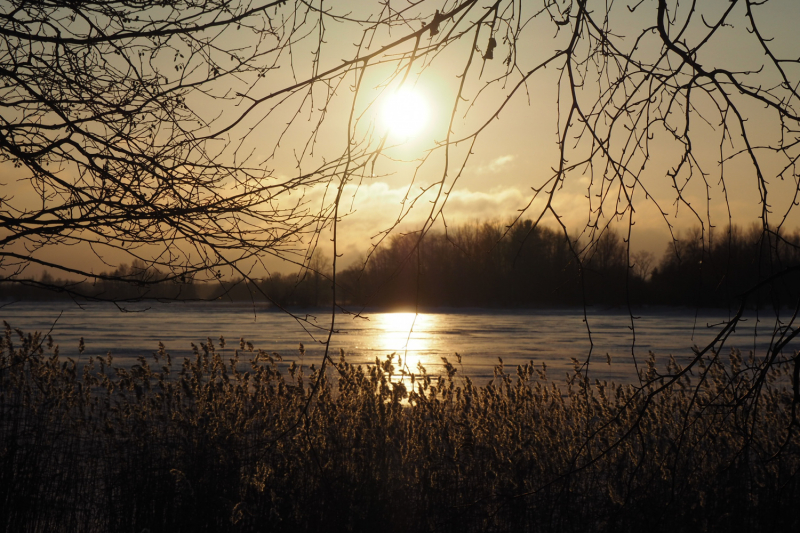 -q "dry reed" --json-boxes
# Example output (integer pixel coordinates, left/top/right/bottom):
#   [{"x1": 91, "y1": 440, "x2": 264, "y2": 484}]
[{"x1": 1, "y1": 322, "x2": 798, "y2": 532}]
